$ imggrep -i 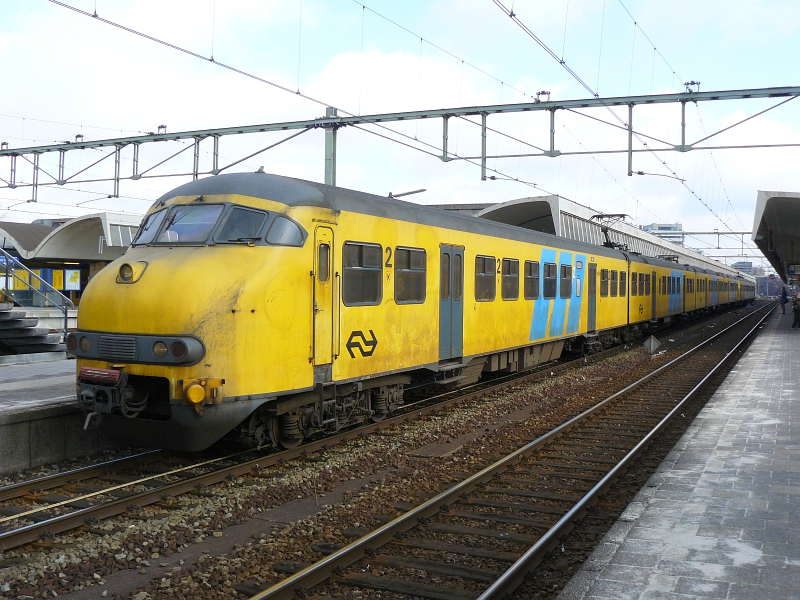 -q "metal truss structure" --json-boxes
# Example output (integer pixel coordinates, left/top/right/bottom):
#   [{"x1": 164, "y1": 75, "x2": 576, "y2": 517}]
[{"x1": 1, "y1": 86, "x2": 798, "y2": 202}]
